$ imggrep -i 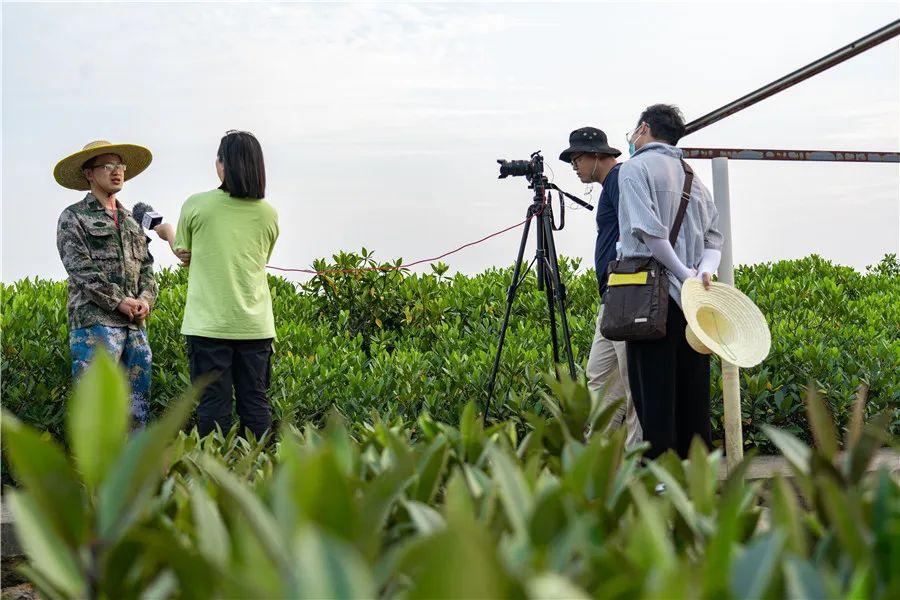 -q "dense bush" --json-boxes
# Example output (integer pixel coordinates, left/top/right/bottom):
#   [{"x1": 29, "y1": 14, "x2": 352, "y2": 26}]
[
  {"x1": 2, "y1": 252, "x2": 898, "y2": 454},
  {"x1": 3, "y1": 355, "x2": 897, "y2": 598}
]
